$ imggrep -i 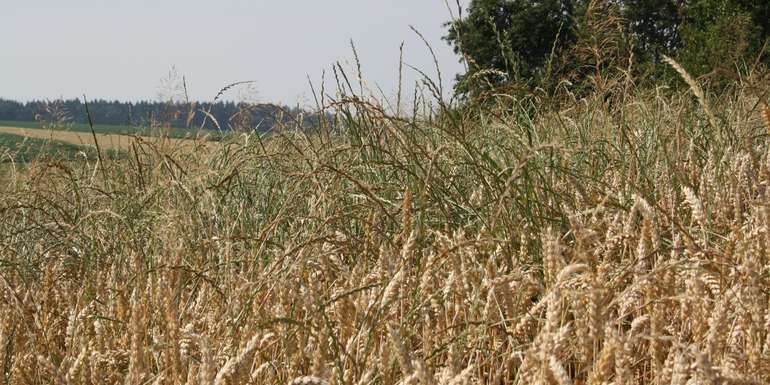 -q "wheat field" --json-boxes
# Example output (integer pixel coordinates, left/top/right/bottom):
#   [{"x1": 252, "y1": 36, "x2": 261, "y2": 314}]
[
  {"x1": 0, "y1": 65, "x2": 769, "y2": 385},
  {"x1": 0, "y1": 125, "x2": 208, "y2": 152}
]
